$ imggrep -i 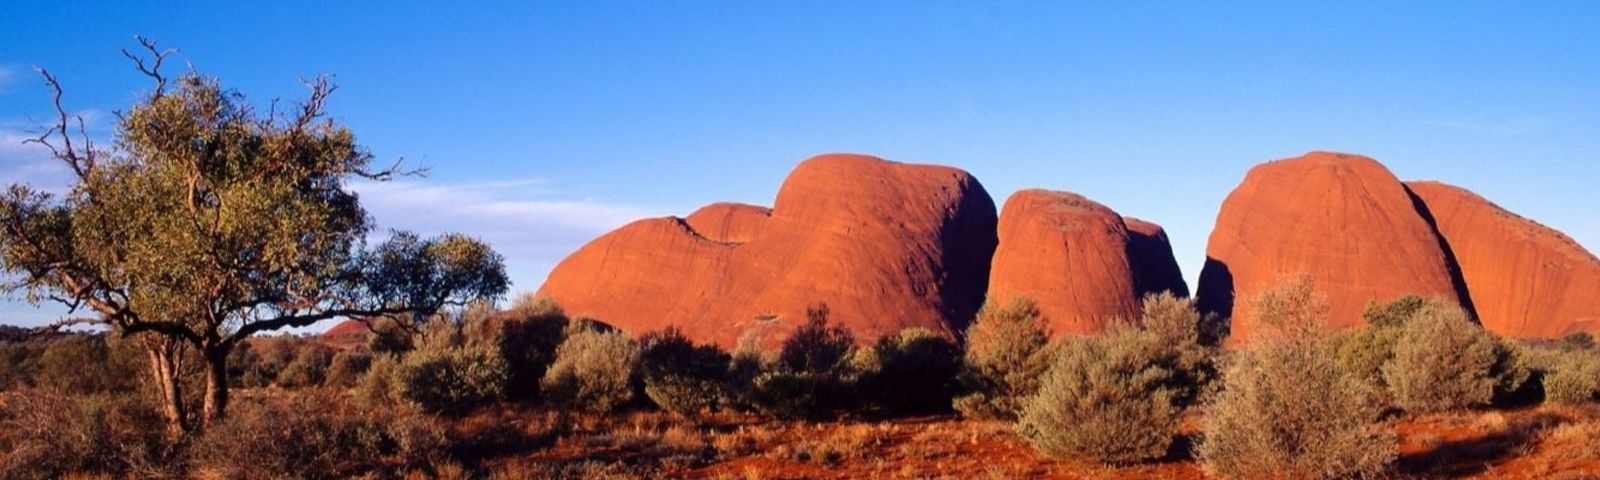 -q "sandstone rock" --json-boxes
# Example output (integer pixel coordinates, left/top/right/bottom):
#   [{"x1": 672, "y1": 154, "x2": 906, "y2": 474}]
[
  {"x1": 1406, "y1": 181, "x2": 1600, "y2": 337},
  {"x1": 1196, "y1": 151, "x2": 1462, "y2": 340},
  {"x1": 986, "y1": 190, "x2": 1185, "y2": 336},
  {"x1": 537, "y1": 154, "x2": 998, "y2": 347},
  {"x1": 319, "y1": 319, "x2": 372, "y2": 350}
]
